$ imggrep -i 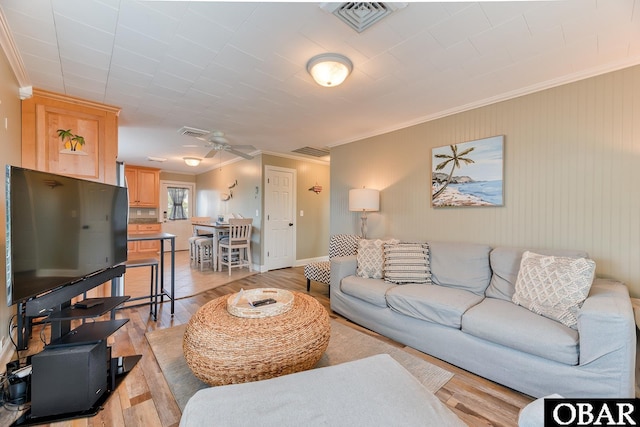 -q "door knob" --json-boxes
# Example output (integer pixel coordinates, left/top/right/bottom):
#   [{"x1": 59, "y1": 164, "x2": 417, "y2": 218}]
[{"x1": 289, "y1": 223, "x2": 293, "y2": 226}]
